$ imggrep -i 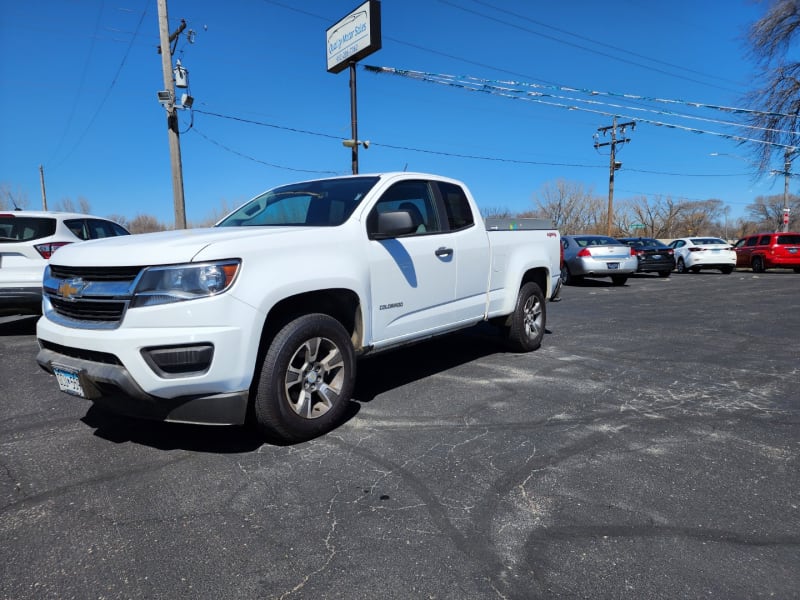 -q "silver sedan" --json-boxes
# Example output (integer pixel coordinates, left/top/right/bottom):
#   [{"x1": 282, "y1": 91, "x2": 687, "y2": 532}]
[{"x1": 561, "y1": 234, "x2": 638, "y2": 285}]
